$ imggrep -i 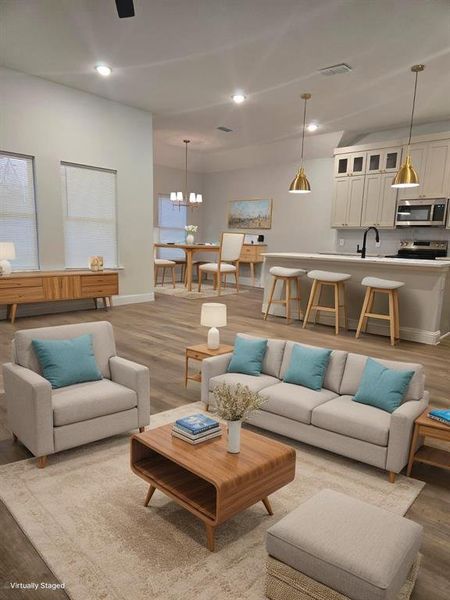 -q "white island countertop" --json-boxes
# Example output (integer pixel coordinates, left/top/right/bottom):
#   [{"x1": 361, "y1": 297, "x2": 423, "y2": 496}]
[{"x1": 262, "y1": 252, "x2": 450, "y2": 269}]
